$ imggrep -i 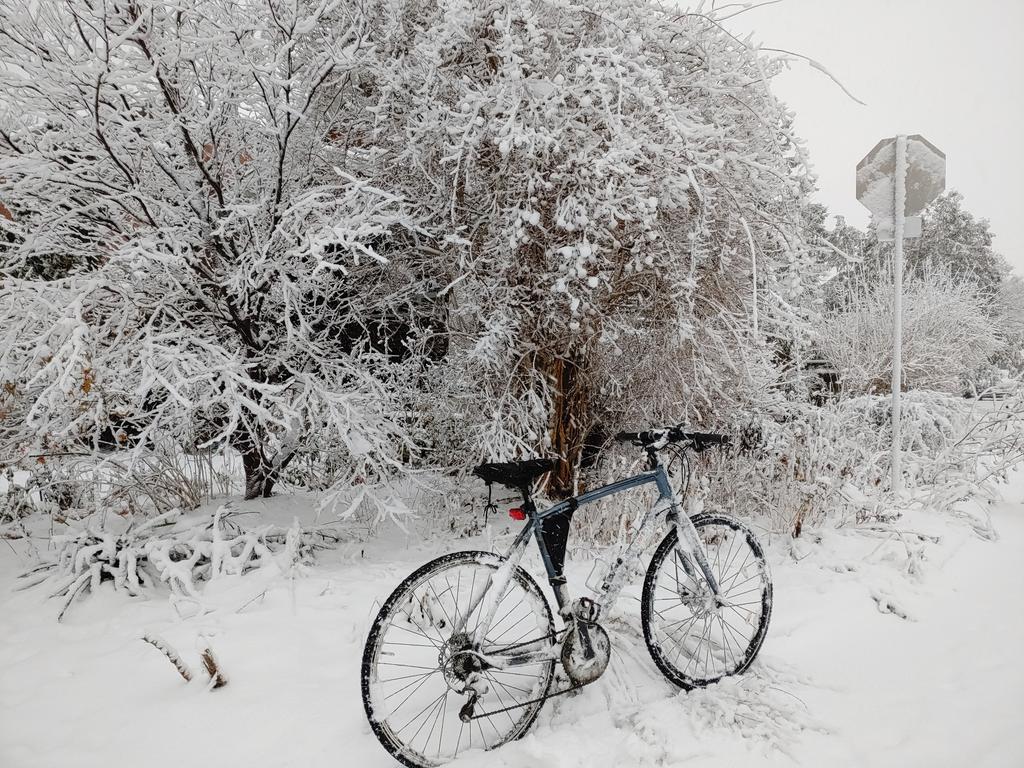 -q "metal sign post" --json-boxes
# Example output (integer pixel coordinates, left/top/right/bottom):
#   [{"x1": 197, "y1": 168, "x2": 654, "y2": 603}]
[
  {"x1": 856, "y1": 134, "x2": 945, "y2": 497},
  {"x1": 891, "y1": 135, "x2": 906, "y2": 495}
]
